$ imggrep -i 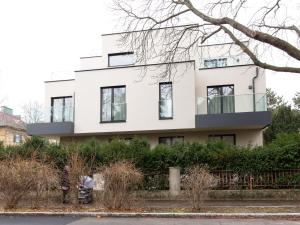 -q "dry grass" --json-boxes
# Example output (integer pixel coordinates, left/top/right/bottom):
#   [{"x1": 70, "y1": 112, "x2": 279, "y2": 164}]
[{"x1": 101, "y1": 161, "x2": 143, "y2": 209}]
